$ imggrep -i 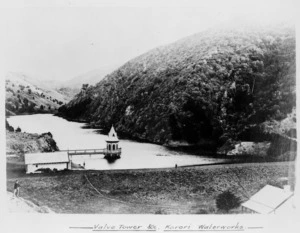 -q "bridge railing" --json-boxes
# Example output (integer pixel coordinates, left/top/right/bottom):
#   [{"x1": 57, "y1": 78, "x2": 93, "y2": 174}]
[
  {"x1": 102, "y1": 148, "x2": 122, "y2": 154},
  {"x1": 63, "y1": 148, "x2": 122, "y2": 155}
]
